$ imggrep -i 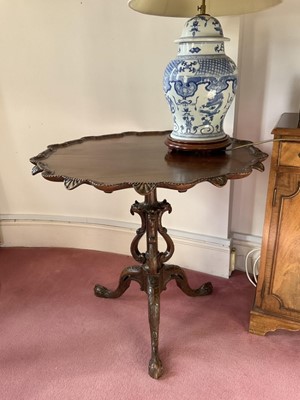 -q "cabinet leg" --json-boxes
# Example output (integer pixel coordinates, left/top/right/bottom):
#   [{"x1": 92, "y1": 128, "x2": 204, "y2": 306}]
[{"x1": 249, "y1": 310, "x2": 300, "y2": 336}]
